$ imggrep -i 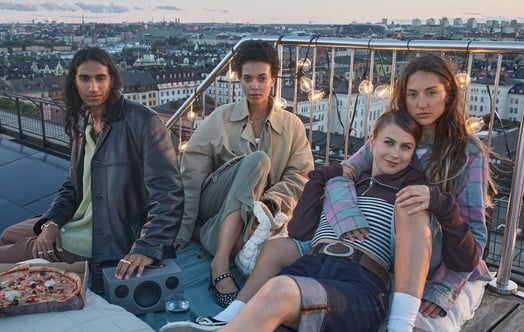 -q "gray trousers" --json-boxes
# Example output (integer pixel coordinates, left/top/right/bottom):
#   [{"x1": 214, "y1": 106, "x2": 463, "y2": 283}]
[{"x1": 198, "y1": 151, "x2": 271, "y2": 256}]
